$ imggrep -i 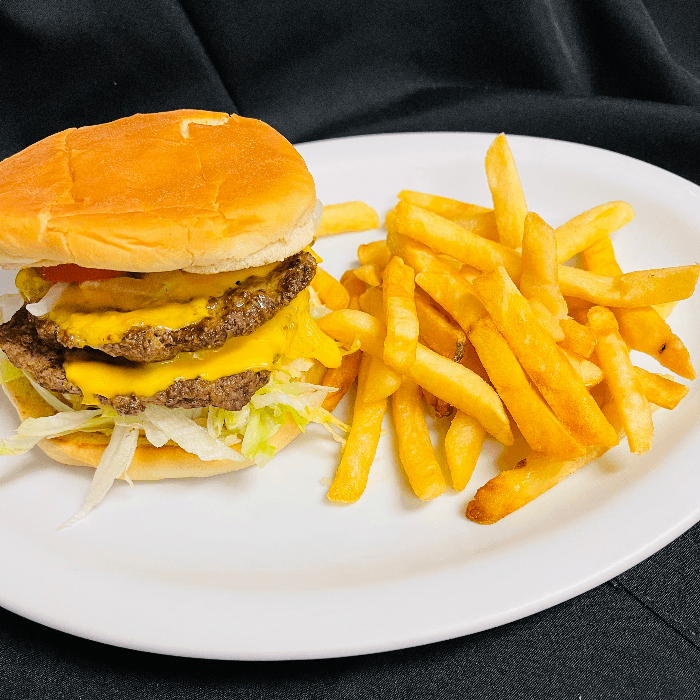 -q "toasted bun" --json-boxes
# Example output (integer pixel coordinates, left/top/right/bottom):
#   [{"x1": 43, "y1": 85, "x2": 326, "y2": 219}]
[
  {"x1": 2, "y1": 374, "x2": 301, "y2": 481},
  {"x1": 0, "y1": 110, "x2": 317, "y2": 273}
]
